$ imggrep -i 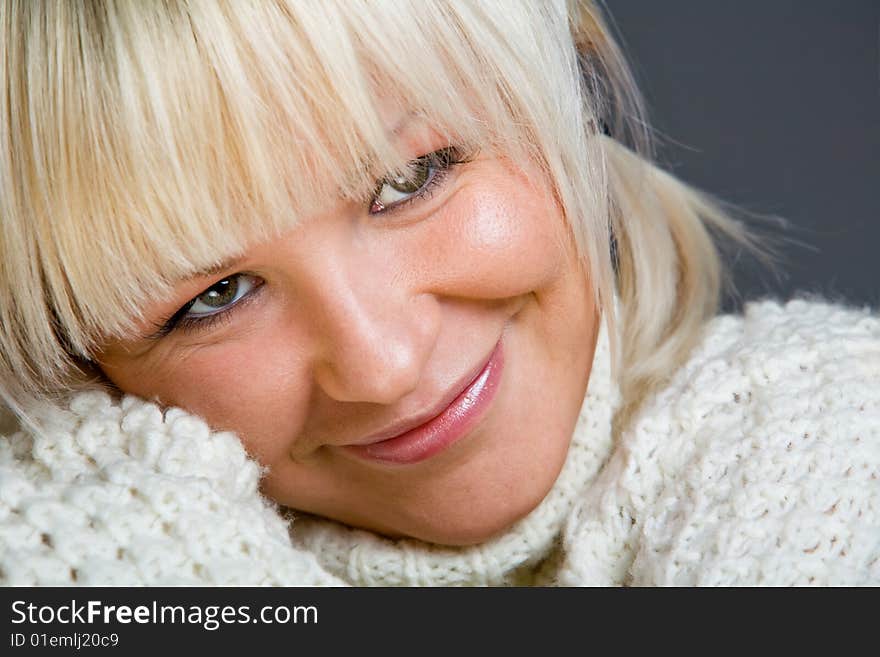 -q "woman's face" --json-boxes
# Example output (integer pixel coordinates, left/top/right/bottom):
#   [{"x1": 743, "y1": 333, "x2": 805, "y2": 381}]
[{"x1": 96, "y1": 121, "x2": 600, "y2": 545}]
